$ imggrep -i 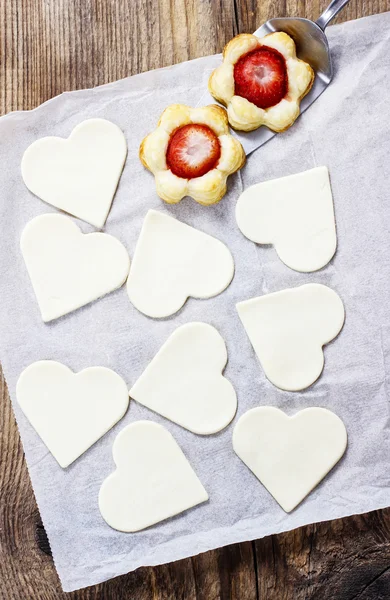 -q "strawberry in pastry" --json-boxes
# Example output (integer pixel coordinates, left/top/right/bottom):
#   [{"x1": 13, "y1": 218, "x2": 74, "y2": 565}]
[
  {"x1": 140, "y1": 104, "x2": 245, "y2": 206},
  {"x1": 166, "y1": 124, "x2": 221, "y2": 179},
  {"x1": 208, "y1": 32, "x2": 314, "y2": 132},
  {"x1": 234, "y1": 46, "x2": 288, "y2": 110}
]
